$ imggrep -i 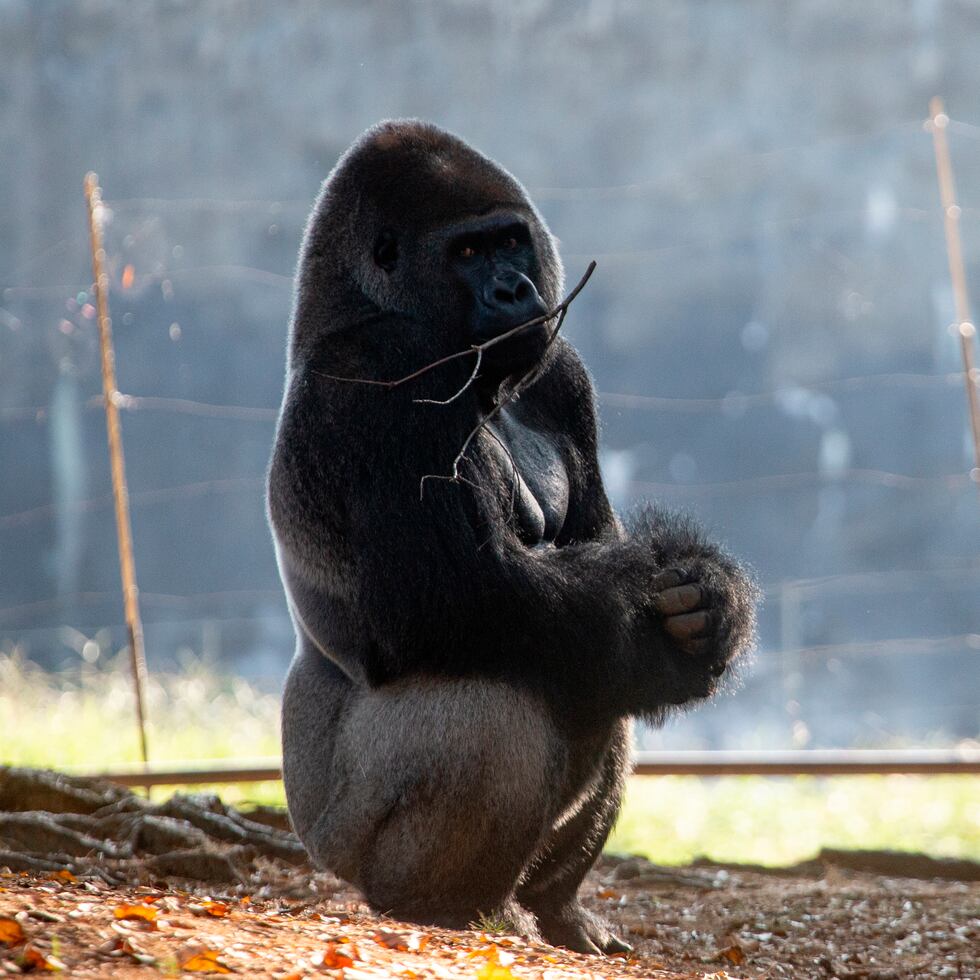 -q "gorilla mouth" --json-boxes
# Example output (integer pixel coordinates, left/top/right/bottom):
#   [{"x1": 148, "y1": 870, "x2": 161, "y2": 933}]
[{"x1": 477, "y1": 313, "x2": 552, "y2": 383}]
